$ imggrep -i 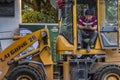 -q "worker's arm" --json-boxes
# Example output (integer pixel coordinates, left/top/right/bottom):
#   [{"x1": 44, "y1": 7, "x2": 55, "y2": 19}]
[{"x1": 78, "y1": 24, "x2": 97, "y2": 30}]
